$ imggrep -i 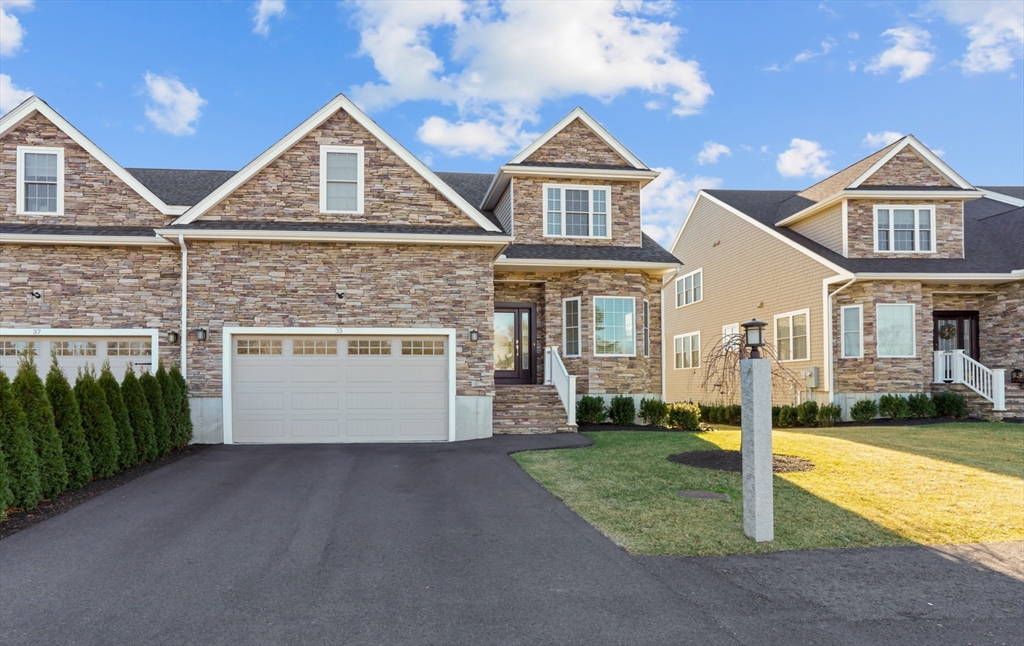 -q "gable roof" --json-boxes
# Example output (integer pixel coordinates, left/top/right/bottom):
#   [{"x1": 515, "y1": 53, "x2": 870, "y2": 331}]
[
  {"x1": 507, "y1": 107, "x2": 648, "y2": 170},
  {"x1": 502, "y1": 232, "x2": 680, "y2": 265},
  {"x1": 127, "y1": 169, "x2": 237, "y2": 207},
  {"x1": 798, "y1": 140, "x2": 900, "y2": 202},
  {"x1": 0, "y1": 96, "x2": 184, "y2": 216},
  {"x1": 434, "y1": 171, "x2": 505, "y2": 232},
  {"x1": 171, "y1": 94, "x2": 501, "y2": 232}
]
